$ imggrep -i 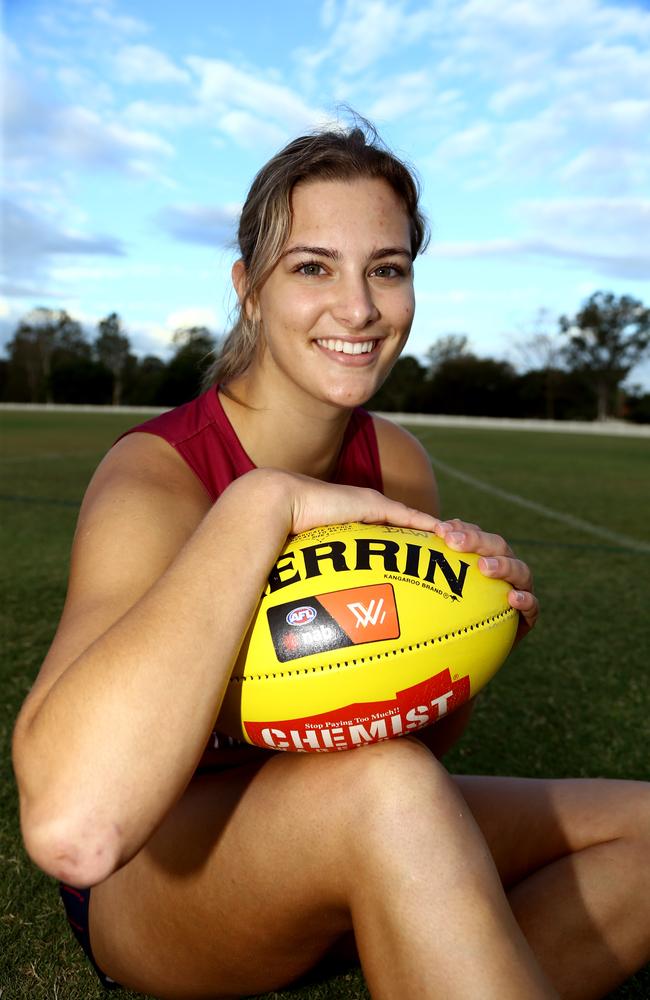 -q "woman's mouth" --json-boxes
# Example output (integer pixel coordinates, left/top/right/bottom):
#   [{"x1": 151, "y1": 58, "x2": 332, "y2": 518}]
[{"x1": 315, "y1": 338, "x2": 378, "y2": 356}]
